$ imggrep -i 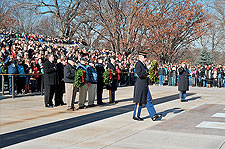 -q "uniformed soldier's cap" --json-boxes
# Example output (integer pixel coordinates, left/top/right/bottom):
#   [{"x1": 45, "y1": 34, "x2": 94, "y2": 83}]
[{"x1": 138, "y1": 51, "x2": 147, "y2": 57}]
